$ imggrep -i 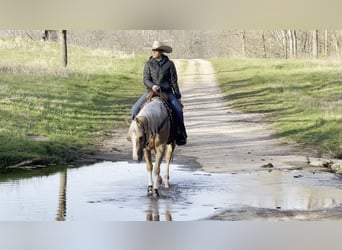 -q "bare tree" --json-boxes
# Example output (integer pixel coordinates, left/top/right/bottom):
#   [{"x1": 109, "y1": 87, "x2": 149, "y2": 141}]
[
  {"x1": 312, "y1": 30, "x2": 319, "y2": 58},
  {"x1": 241, "y1": 30, "x2": 246, "y2": 57},
  {"x1": 273, "y1": 30, "x2": 288, "y2": 58},
  {"x1": 261, "y1": 30, "x2": 267, "y2": 58},
  {"x1": 43, "y1": 30, "x2": 59, "y2": 42},
  {"x1": 293, "y1": 30, "x2": 297, "y2": 58},
  {"x1": 332, "y1": 31, "x2": 341, "y2": 56},
  {"x1": 288, "y1": 30, "x2": 297, "y2": 58},
  {"x1": 324, "y1": 30, "x2": 329, "y2": 56}
]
